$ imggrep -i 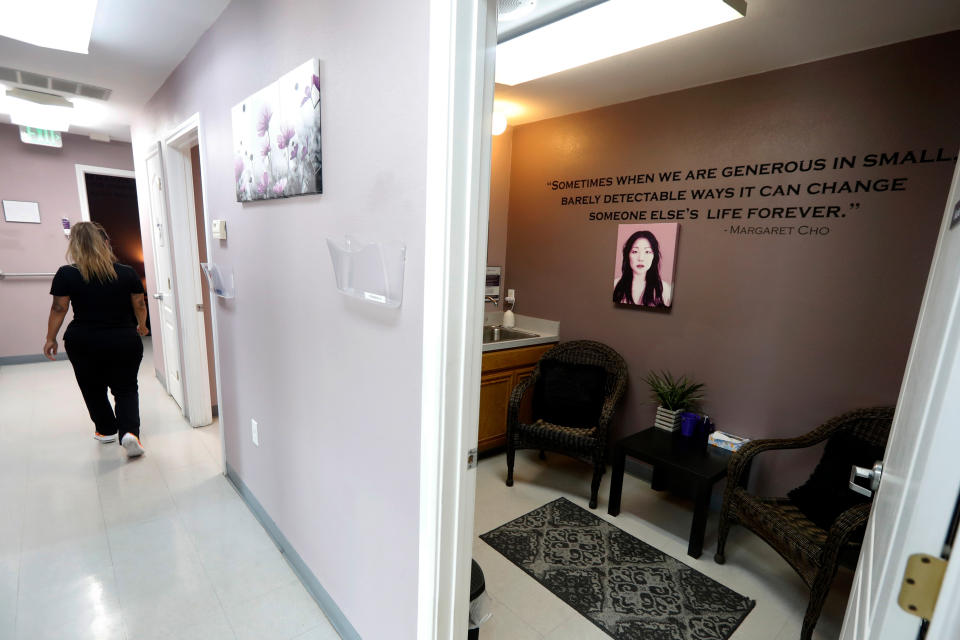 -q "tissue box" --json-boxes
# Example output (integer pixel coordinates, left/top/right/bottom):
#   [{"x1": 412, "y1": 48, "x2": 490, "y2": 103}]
[{"x1": 708, "y1": 430, "x2": 750, "y2": 452}]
